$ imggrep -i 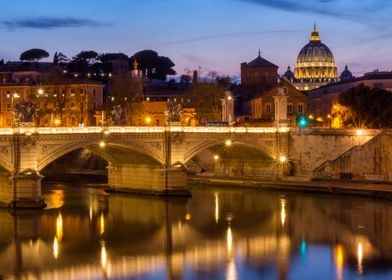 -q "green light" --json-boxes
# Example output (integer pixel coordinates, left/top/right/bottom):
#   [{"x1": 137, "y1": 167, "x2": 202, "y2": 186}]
[{"x1": 297, "y1": 116, "x2": 309, "y2": 128}]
